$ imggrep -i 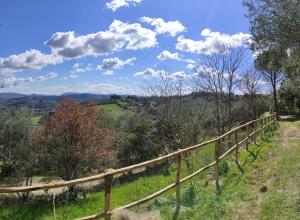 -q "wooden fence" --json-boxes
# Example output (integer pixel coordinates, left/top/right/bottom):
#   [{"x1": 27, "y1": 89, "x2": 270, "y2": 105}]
[{"x1": 0, "y1": 113, "x2": 277, "y2": 220}]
